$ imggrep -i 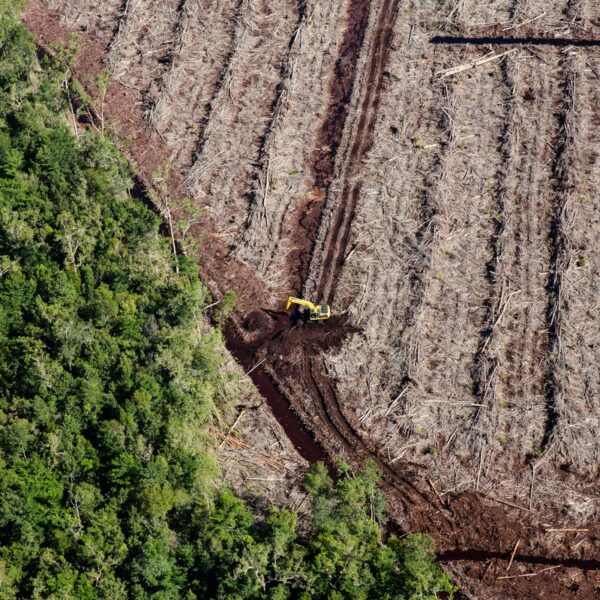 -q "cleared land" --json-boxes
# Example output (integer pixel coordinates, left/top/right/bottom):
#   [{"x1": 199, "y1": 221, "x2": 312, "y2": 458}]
[{"x1": 24, "y1": 0, "x2": 600, "y2": 597}]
